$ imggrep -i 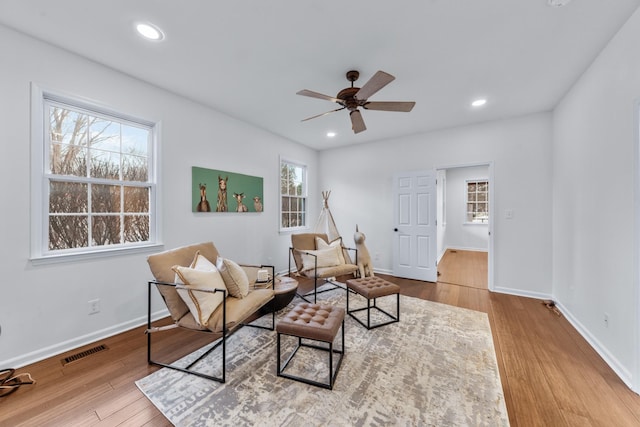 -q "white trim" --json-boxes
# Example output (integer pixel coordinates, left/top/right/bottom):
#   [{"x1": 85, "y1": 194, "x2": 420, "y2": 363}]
[
  {"x1": 633, "y1": 98, "x2": 640, "y2": 393},
  {"x1": 491, "y1": 284, "x2": 635, "y2": 390},
  {"x1": 492, "y1": 286, "x2": 552, "y2": 301},
  {"x1": 436, "y1": 161, "x2": 495, "y2": 291},
  {"x1": 0, "y1": 308, "x2": 170, "y2": 368},
  {"x1": 464, "y1": 178, "x2": 489, "y2": 224},
  {"x1": 29, "y1": 83, "x2": 161, "y2": 260},
  {"x1": 30, "y1": 243, "x2": 164, "y2": 266},
  {"x1": 278, "y1": 156, "x2": 308, "y2": 232},
  {"x1": 555, "y1": 300, "x2": 634, "y2": 390}
]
